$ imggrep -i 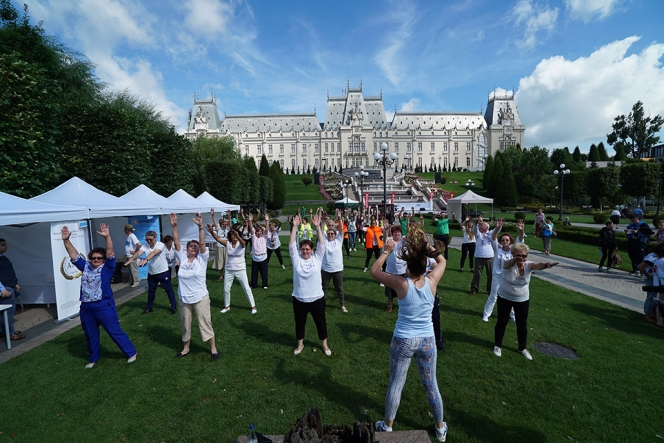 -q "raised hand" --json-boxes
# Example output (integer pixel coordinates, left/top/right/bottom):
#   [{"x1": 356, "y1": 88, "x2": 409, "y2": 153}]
[
  {"x1": 517, "y1": 219, "x2": 525, "y2": 231},
  {"x1": 496, "y1": 218, "x2": 504, "y2": 228},
  {"x1": 292, "y1": 214, "x2": 301, "y2": 227},
  {"x1": 193, "y1": 212, "x2": 203, "y2": 227},
  {"x1": 383, "y1": 237, "x2": 396, "y2": 254},
  {"x1": 248, "y1": 213, "x2": 254, "y2": 222},
  {"x1": 265, "y1": 212, "x2": 270, "y2": 222},
  {"x1": 206, "y1": 224, "x2": 215, "y2": 233},
  {"x1": 211, "y1": 208, "x2": 215, "y2": 218},
  {"x1": 169, "y1": 212, "x2": 178, "y2": 226},
  {"x1": 312, "y1": 213, "x2": 322, "y2": 227},
  {"x1": 97, "y1": 223, "x2": 110, "y2": 237},
  {"x1": 61, "y1": 226, "x2": 71, "y2": 240}
]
